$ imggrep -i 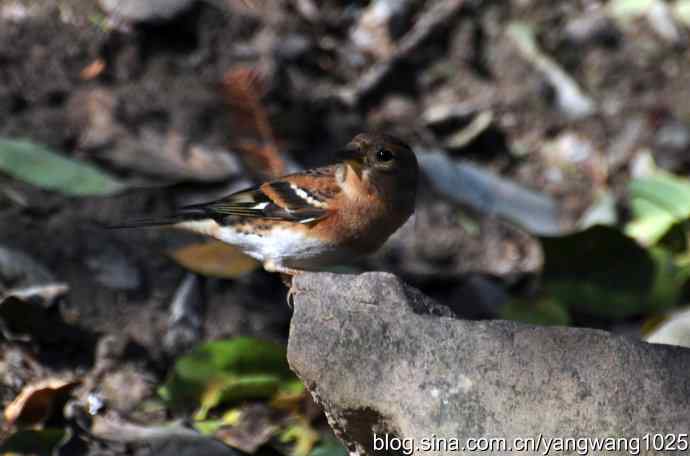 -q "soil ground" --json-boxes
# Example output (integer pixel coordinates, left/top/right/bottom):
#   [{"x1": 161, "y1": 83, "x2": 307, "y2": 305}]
[{"x1": 1, "y1": 0, "x2": 689, "y2": 454}]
